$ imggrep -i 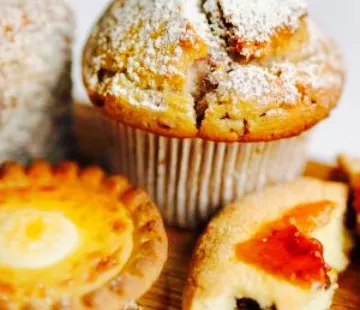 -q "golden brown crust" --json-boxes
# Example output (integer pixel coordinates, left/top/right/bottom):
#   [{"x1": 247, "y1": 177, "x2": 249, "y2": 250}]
[
  {"x1": 0, "y1": 161, "x2": 168, "y2": 310},
  {"x1": 82, "y1": 189, "x2": 168, "y2": 310},
  {"x1": 83, "y1": 1, "x2": 345, "y2": 142},
  {"x1": 183, "y1": 178, "x2": 352, "y2": 310}
]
